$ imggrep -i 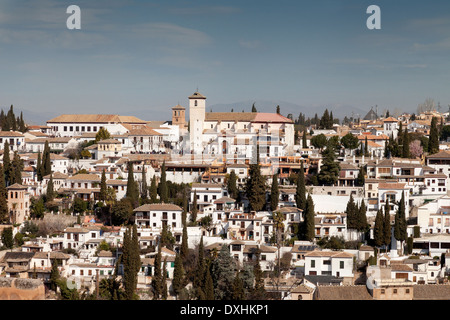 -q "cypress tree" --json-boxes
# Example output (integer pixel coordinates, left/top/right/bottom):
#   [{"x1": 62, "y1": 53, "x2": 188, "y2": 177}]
[
  {"x1": 357, "y1": 199, "x2": 369, "y2": 233},
  {"x1": 152, "y1": 244, "x2": 162, "y2": 299},
  {"x1": 383, "y1": 198, "x2": 392, "y2": 252},
  {"x1": 204, "y1": 264, "x2": 214, "y2": 300},
  {"x1": 356, "y1": 166, "x2": 366, "y2": 187},
  {"x1": 122, "y1": 225, "x2": 141, "y2": 300},
  {"x1": 162, "y1": 257, "x2": 168, "y2": 300},
  {"x1": 251, "y1": 251, "x2": 266, "y2": 300},
  {"x1": 373, "y1": 209, "x2": 384, "y2": 252},
  {"x1": 346, "y1": 194, "x2": 357, "y2": 230},
  {"x1": 172, "y1": 253, "x2": 185, "y2": 298},
  {"x1": 11, "y1": 152, "x2": 23, "y2": 185},
  {"x1": 126, "y1": 162, "x2": 139, "y2": 206},
  {"x1": 191, "y1": 190, "x2": 198, "y2": 224},
  {"x1": 429, "y1": 117, "x2": 439, "y2": 154},
  {"x1": 42, "y1": 141, "x2": 52, "y2": 176},
  {"x1": 296, "y1": 162, "x2": 306, "y2": 210},
  {"x1": 36, "y1": 152, "x2": 42, "y2": 181},
  {"x1": 194, "y1": 236, "x2": 205, "y2": 297},
  {"x1": 269, "y1": 174, "x2": 279, "y2": 211},
  {"x1": 150, "y1": 175, "x2": 158, "y2": 203},
  {"x1": 402, "y1": 128, "x2": 410, "y2": 158},
  {"x1": 302, "y1": 131, "x2": 307, "y2": 149},
  {"x1": 19, "y1": 112, "x2": 26, "y2": 132},
  {"x1": 304, "y1": 194, "x2": 315, "y2": 241},
  {"x1": 231, "y1": 271, "x2": 245, "y2": 300},
  {"x1": 159, "y1": 161, "x2": 168, "y2": 203},
  {"x1": 0, "y1": 164, "x2": 8, "y2": 223},
  {"x1": 364, "y1": 136, "x2": 369, "y2": 156},
  {"x1": 3, "y1": 141, "x2": 11, "y2": 186},
  {"x1": 46, "y1": 174, "x2": 55, "y2": 202},
  {"x1": 180, "y1": 223, "x2": 188, "y2": 260},
  {"x1": 141, "y1": 166, "x2": 148, "y2": 200},
  {"x1": 100, "y1": 169, "x2": 107, "y2": 202},
  {"x1": 394, "y1": 192, "x2": 407, "y2": 255},
  {"x1": 227, "y1": 170, "x2": 238, "y2": 199},
  {"x1": 246, "y1": 144, "x2": 266, "y2": 211}
]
